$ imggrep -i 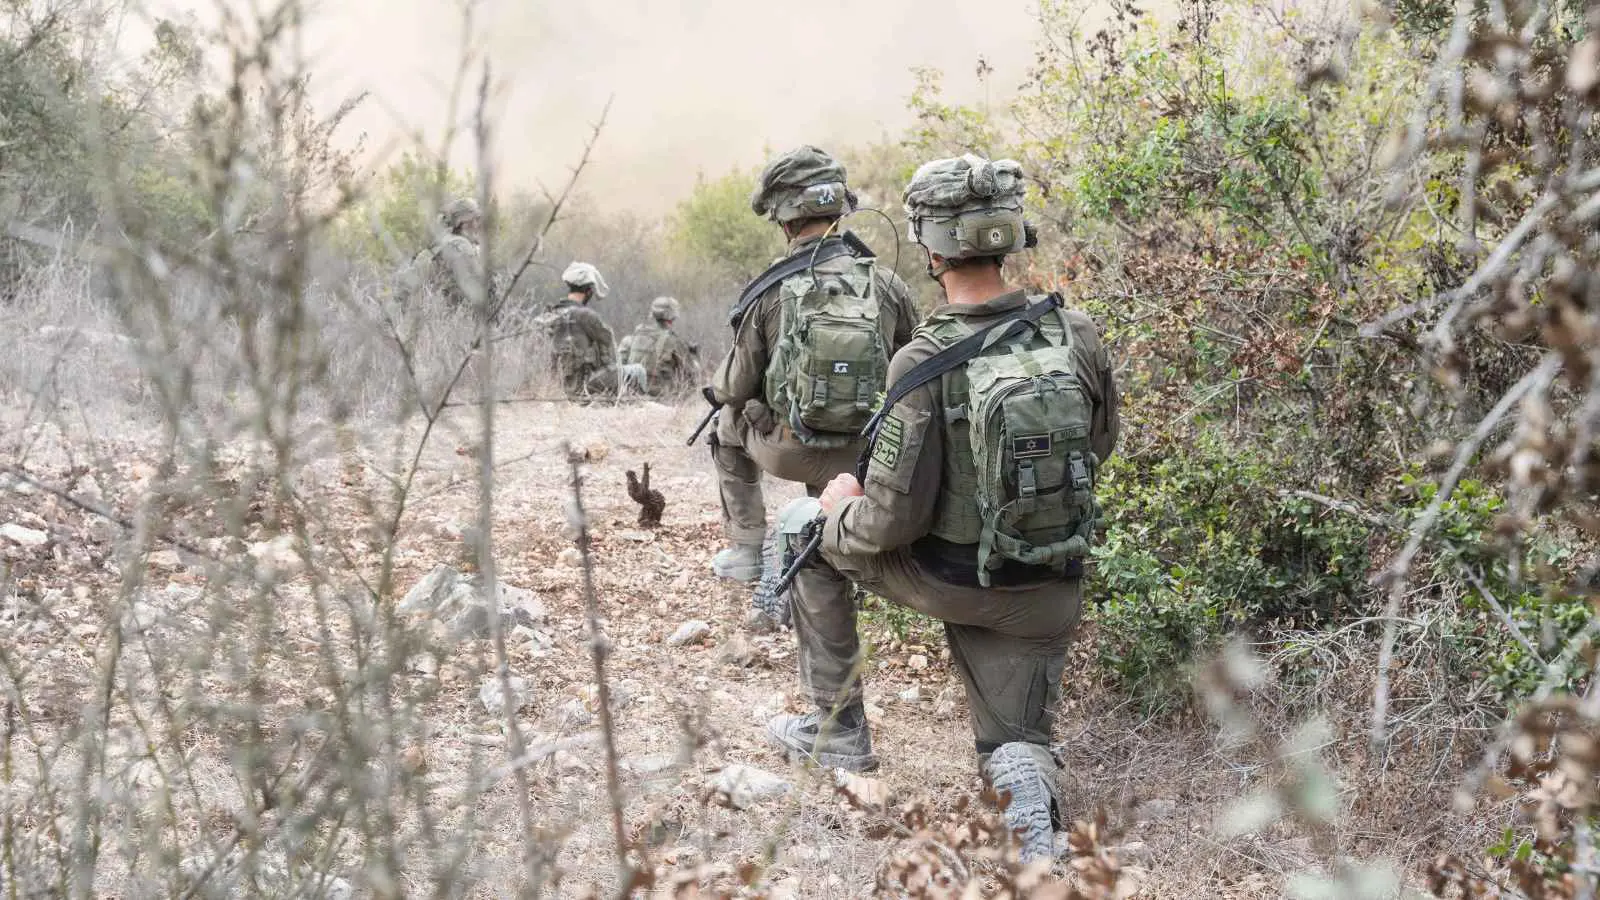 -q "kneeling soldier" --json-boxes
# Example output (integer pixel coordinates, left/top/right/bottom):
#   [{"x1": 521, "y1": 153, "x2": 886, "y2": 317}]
[{"x1": 768, "y1": 154, "x2": 1121, "y2": 863}]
